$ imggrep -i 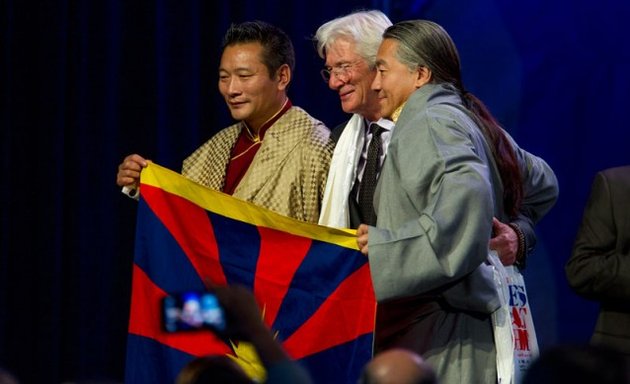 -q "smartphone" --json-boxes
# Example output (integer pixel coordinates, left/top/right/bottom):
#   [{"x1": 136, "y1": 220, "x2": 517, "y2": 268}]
[{"x1": 162, "y1": 291, "x2": 227, "y2": 333}]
